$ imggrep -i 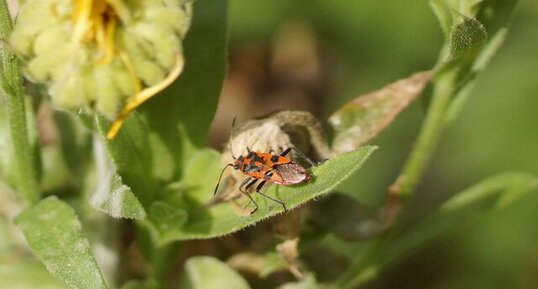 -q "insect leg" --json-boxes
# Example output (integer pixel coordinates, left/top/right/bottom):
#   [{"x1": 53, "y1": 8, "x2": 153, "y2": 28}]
[
  {"x1": 239, "y1": 178, "x2": 259, "y2": 214},
  {"x1": 280, "y1": 147, "x2": 292, "y2": 157},
  {"x1": 255, "y1": 181, "x2": 287, "y2": 212},
  {"x1": 280, "y1": 147, "x2": 316, "y2": 167}
]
